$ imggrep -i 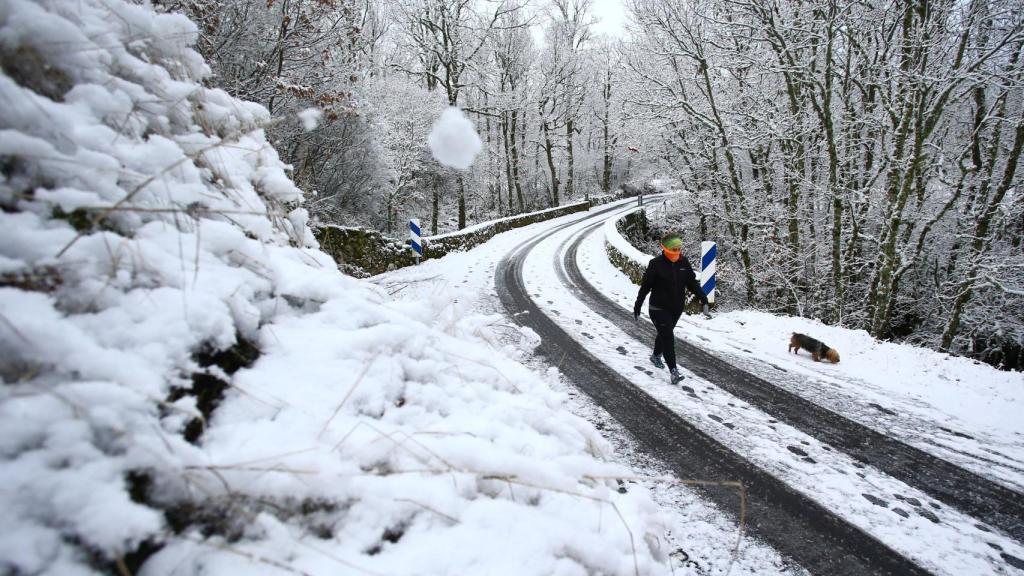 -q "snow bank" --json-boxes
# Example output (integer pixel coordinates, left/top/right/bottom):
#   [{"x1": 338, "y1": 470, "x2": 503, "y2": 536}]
[
  {"x1": 604, "y1": 207, "x2": 651, "y2": 267},
  {"x1": 427, "y1": 107, "x2": 482, "y2": 170},
  {"x1": 686, "y1": 311, "x2": 1024, "y2": 465},
  {"x1": 0, "y1": 1, "x2": 667, "y2": 574}
]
